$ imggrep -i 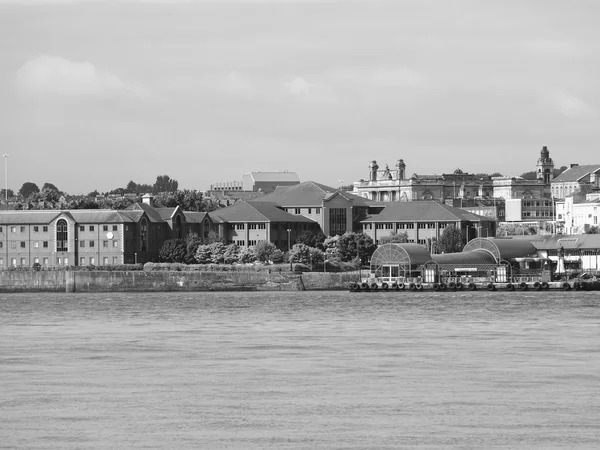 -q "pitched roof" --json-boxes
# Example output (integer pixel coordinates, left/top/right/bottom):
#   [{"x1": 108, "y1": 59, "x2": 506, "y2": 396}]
[
  {"x1": 0, "y1": 210, "x2": 64, "y2": 224},
  {"x1": 361, "y1": 201, "x2": 491, "y2": 223},
  {"x1": 154, "y1": 207, "x2": 177, "y2": 221},
  {"x1": 246, "y1": 171, "x2": 300, "y2": 183},
  {"x1": 183, "y1": 211, "x2": 209, "y2": 224},
  {"x1": 68, "y1": 210, "x2": 136, "y2": 223},
  {"x1": 209, "y1": 201, "x2": 316, "y2": 224},
  {"x1": 252, "y1": 181, "x2": 371, "y2": 207},
  {"x1": 125, "y1": 203, "x2": 165, "y2": 223},
  {"x1": 552, "y1": 165, "x2": 600, "y2": 183}
]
